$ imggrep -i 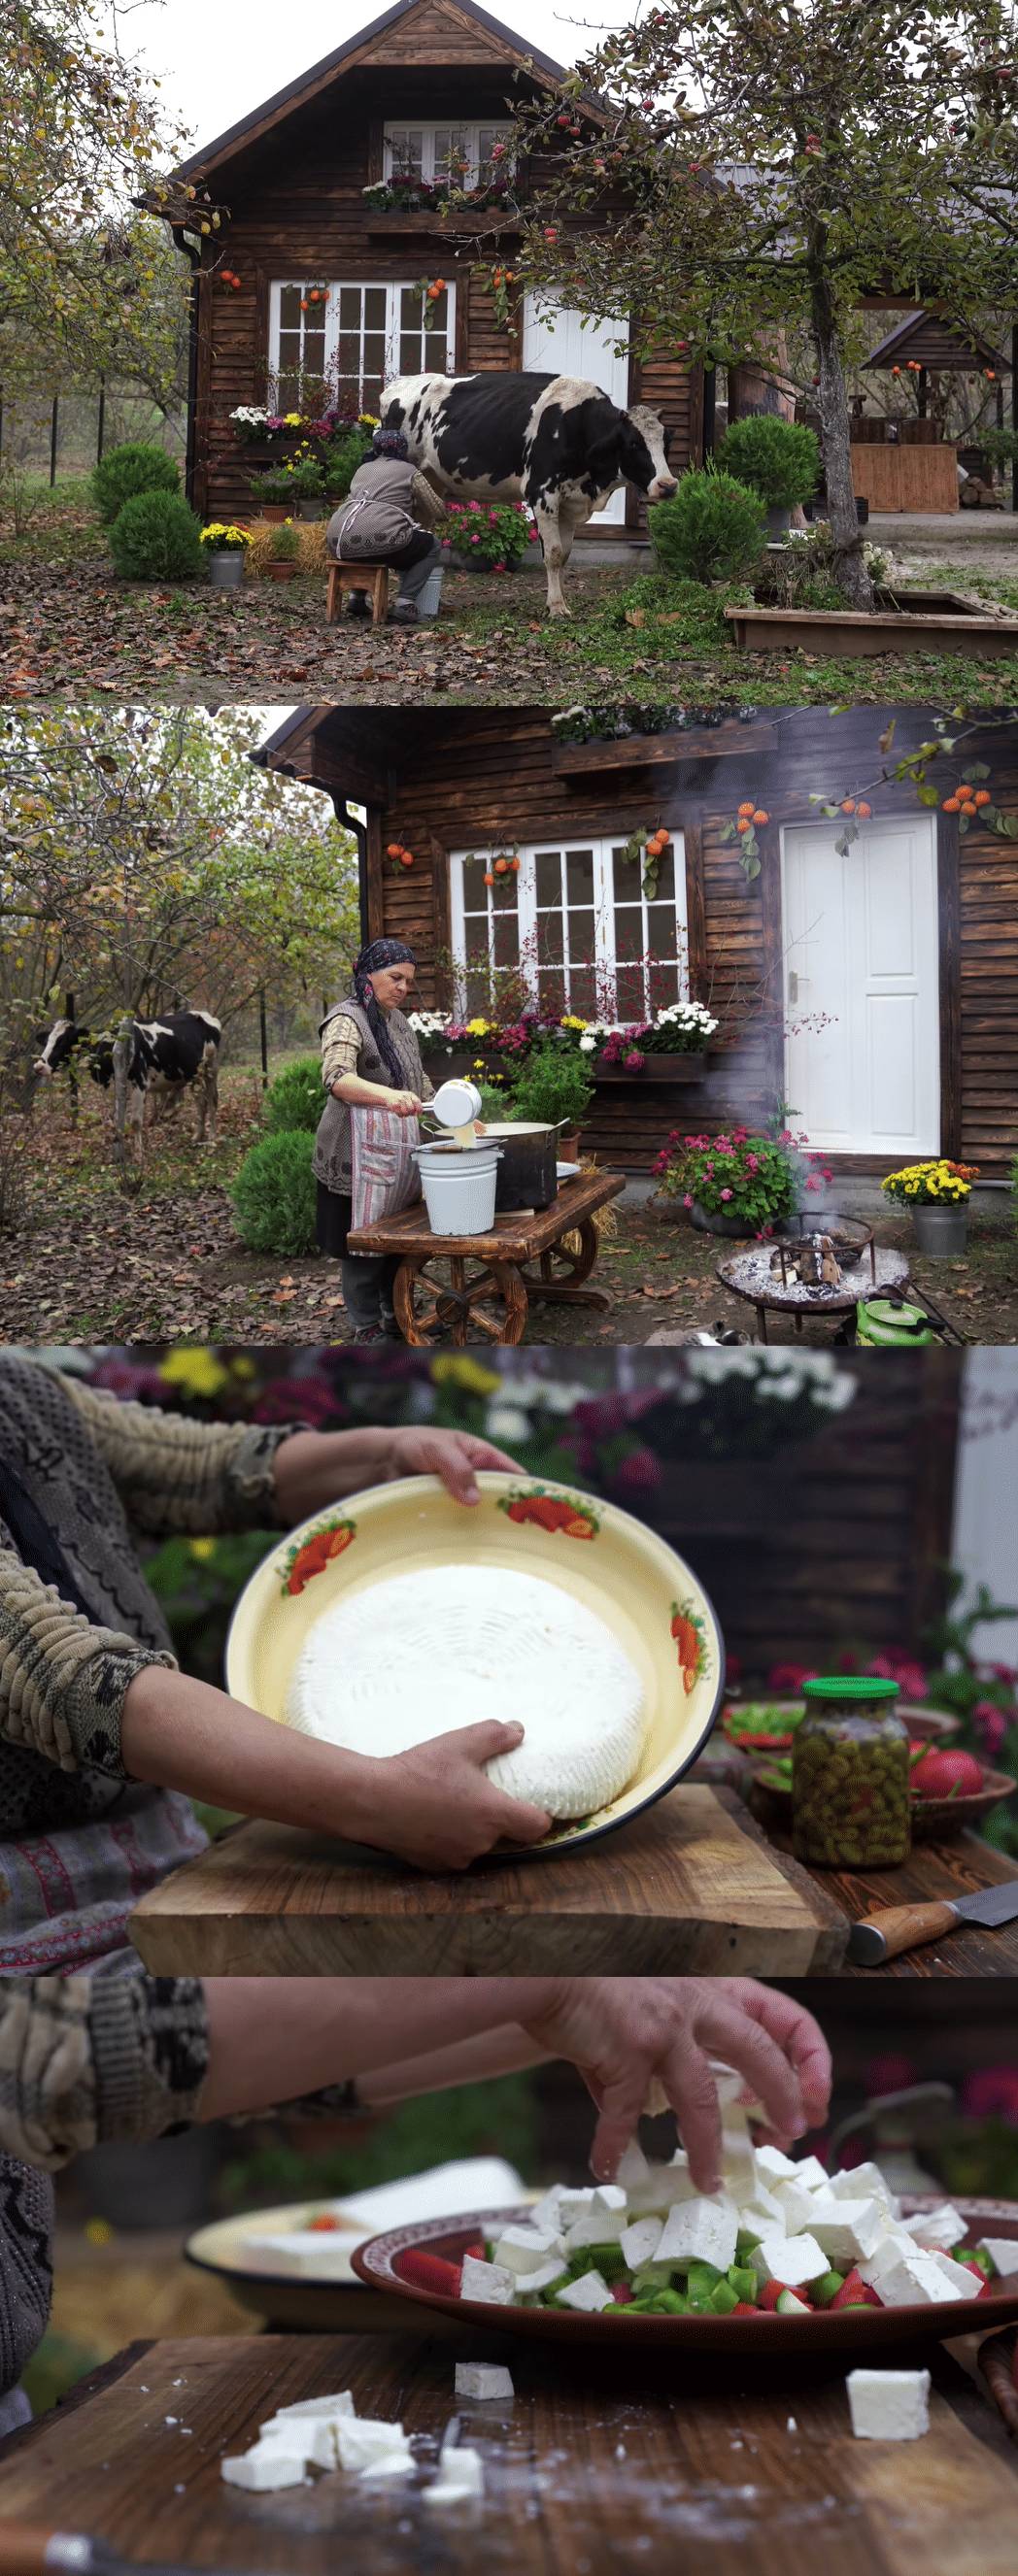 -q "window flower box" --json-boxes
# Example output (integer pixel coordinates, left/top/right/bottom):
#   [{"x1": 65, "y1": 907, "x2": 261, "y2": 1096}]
[{"x1": 594, "y1": 1053, "x2": 716, "y2": 1082}]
